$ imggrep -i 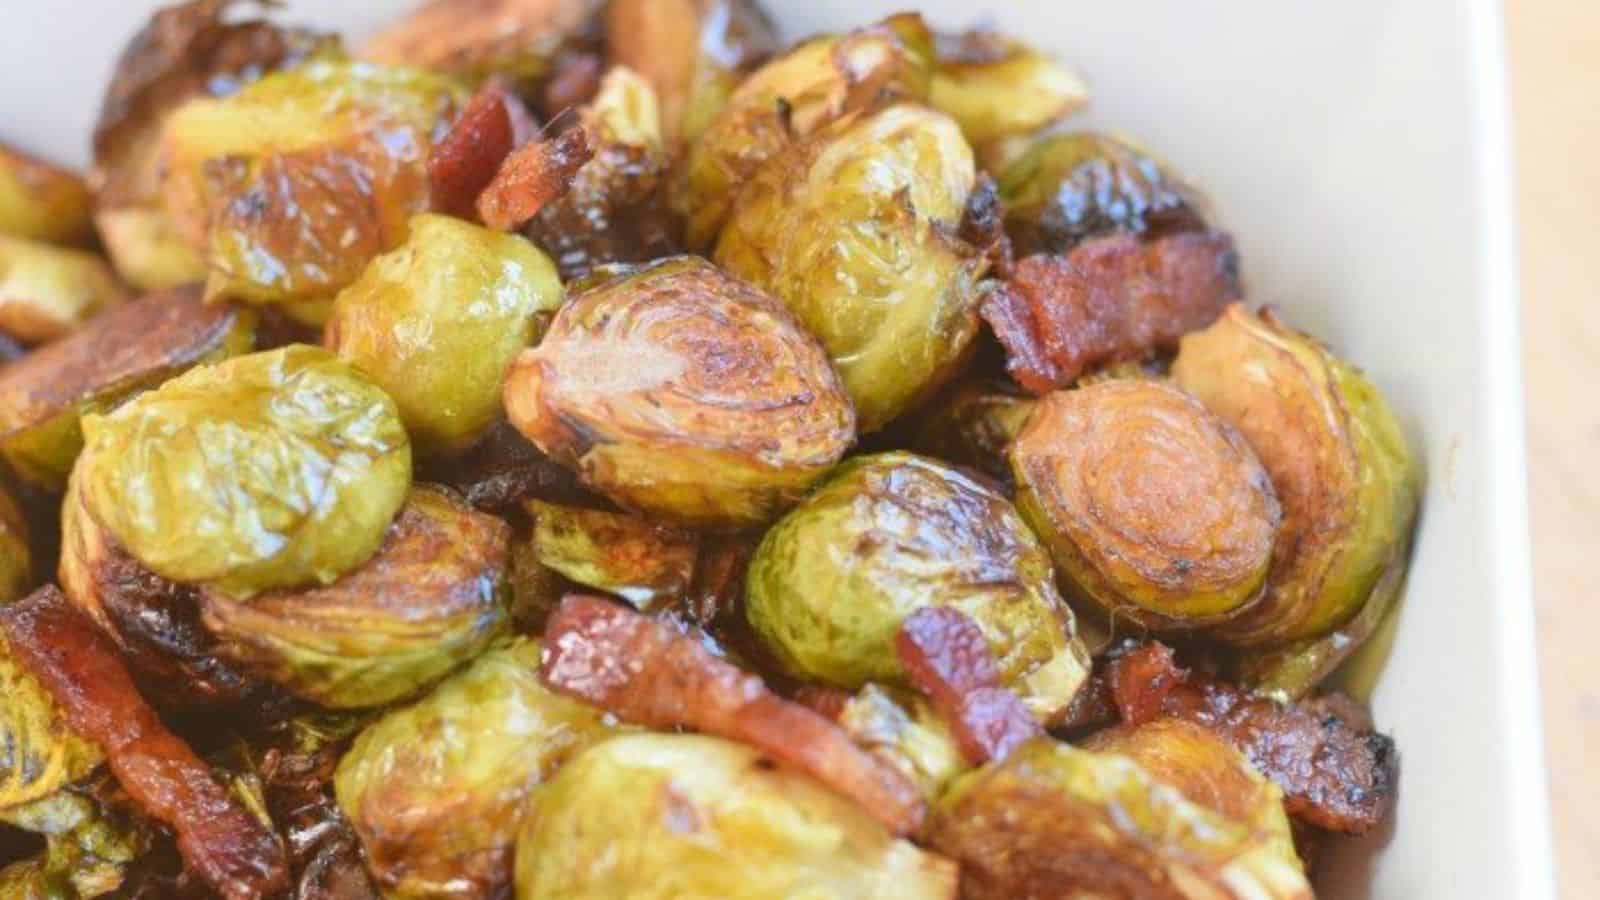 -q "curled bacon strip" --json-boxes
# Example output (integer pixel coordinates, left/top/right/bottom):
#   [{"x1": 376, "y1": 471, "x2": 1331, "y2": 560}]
[
  {"x1": 894, "y1": 607, "x2": 1041, "y2": 764},
  {"x1": 476, "y1": 125, "x2": 594, "y2": 232},
  {"x1": 0, "y1": 586, "x2": 287, "y2": 900},
  {"x1": 539, "y1": 594, "x2": 926, "y2": 835},
  {"x1": 982, "y1": 231, "x2": 1240, "y2": 394},
  {"x1": 429, "y1": 80, "x2": 535, "y2": 221}
]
